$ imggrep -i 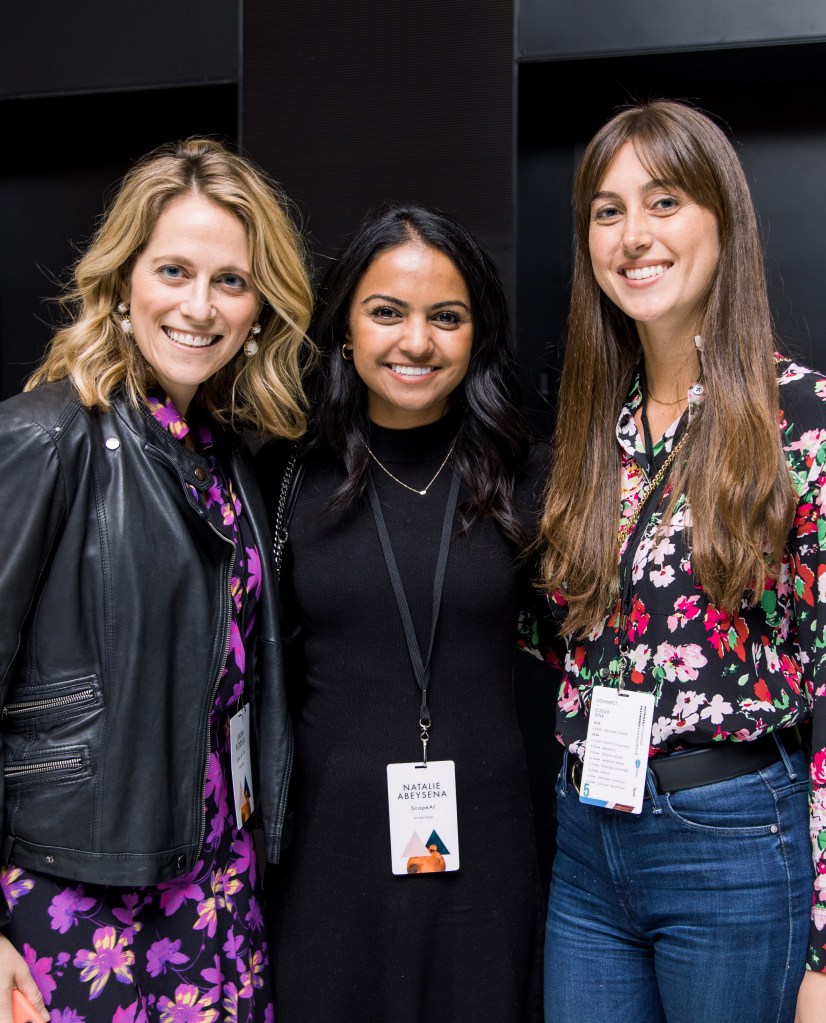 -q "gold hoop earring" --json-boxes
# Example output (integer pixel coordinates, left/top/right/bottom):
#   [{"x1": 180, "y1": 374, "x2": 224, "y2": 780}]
[
  {"x1": 116, "y1": 302, "x2": 132, "y2": 335},
  {"x1": 244, "y1": 322, "x2": 262, "y2": 358},
  {"x1": 341, "y1": 343, "x2": 353, "y2": 361}
]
